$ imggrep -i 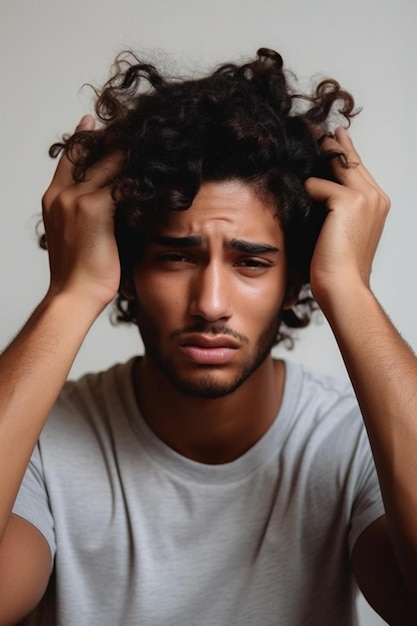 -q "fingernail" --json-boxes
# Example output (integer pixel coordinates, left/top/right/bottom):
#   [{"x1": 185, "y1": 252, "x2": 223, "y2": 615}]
[{"x1": 76, "y1": 115, "x2": 93, "y2": 130}]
